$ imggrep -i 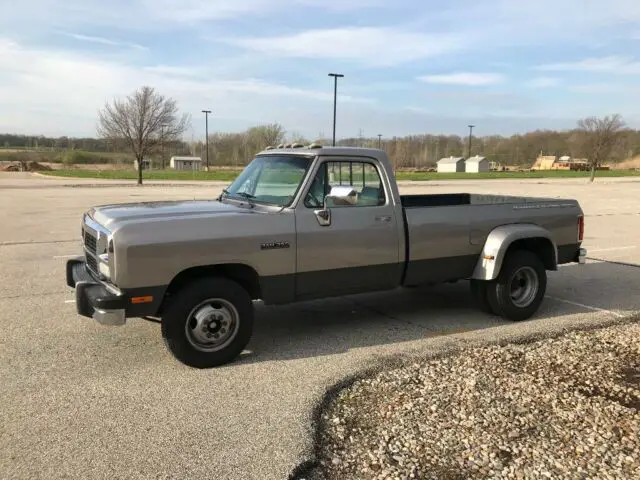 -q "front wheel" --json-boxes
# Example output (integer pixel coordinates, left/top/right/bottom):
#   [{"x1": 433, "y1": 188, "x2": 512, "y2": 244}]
[
  {"x1": 161, "y1": 277, "x2": 254, "y2": 368},
  {"x1": 486, "y1": 250, "x2": 547, "y2": 322}
]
